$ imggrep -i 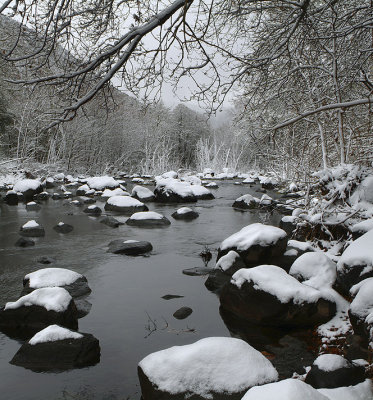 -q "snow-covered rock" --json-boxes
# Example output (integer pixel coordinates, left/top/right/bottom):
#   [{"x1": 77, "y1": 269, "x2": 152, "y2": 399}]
[
  {"x1": 317, "y1": 380, "x2": 373, "y2": 400},
  {"x1": 305, "y1": 354, "x2": 366, "y2": 389},
  {"x1": 189, "y1": 185, "x2": 214, "y2": 200},
  {"x1": 131, "y1": 177, "x2": 144, "y2": 184},
  {"x1": 171, "y1": 207, "x2": 199, "y2": 220},
  {"x1": 0, "y1": 287, "x2": 78, "y2": 336},
  {"x1": 99, "y1": 215, "x2": 124, "y2": 228},
  {"x1": 289, "y1": 252, "x2": 337, "y2": 289},
  {"x1": 53, "y1": 222, "x2": 73, "y2": 234},
  {"x1": 336, "y1": 229, "x2": 373, "y2": 293},
  {"x1": 154, "y1": 178, "x2": 197, "y2": 203},
  {"x1": 214, "y1": 250, "x2": 245, "y2": 275},
  {"x1": 182, "y1": 175, "x2": 202, "y2": 186},
  {"x1": 10, "y1": 324, "x2": 100, "y2": 371},
  {"x1": 205, "y1": 181, "x2": 219, "y2": 188},
  {"x1": 26, "y1": 201, "x2": 41, "y2": 212},
  {"x1": 108, "y1": 239, "x2": 153, "y2": 255},
  {"x1": 83, "y1": 205, "x2": 102, "y2": 215},
  {"x1": 131, "y1": 185, "x2": 155, "y2": 202},
  {"x1": 101, "y1": 188, "x2": 129, "y2": 198},
  {"x1": 4, "y1": 190, "x2": 19, "y2": 205},
  {"x1": 13, "y1": 179, "x2": 43, "y2": 200},
  {"x1": 104, "y1": 195, "x2": 148, "y2": 214},
  {"x1": 138, "y1": 337, "x2": 278, "y2": 400},
  {"x1": 349, "y1": 278, "x2": 373, "y2": 337},
  {"x1": 20, "y1": 220, "x2": 45, "y2": 237},
  {"x1": 279, "y1": 215, "x2": 299, "y2": 236},
  {"x1": 350, "y1": 218, "x2": 373, "y2": 239},
  {"x1": 232, "y1": 194, "x2": 260, "y2": 210},
  {"x1": 242, "y1": 379, "x2": 329, "y2": 400},
  {"x1": 161, "y1": 171, "x2": 178, "y2": 179},
  {"x1": 126, "y1": 211, "x2": 171, "y2": 227},
  {"x1": 220, "y1": 265, "x2": 336, "y2": 327},
  {"x1": 218, "y1": 223, "x2": 288, "y2": 268},
  {"x1": 242, "y1": 177, "x2": 255, "y2": 184},
  {"x1": 76, "y1": 184, "x2": 90, "y2": 196},
  {"x1": 86, "y1": 176, "x2": 119, "y2": 191},
  {"x1": 23, "y1": 267, "x2": 91, "y2": 298}
]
